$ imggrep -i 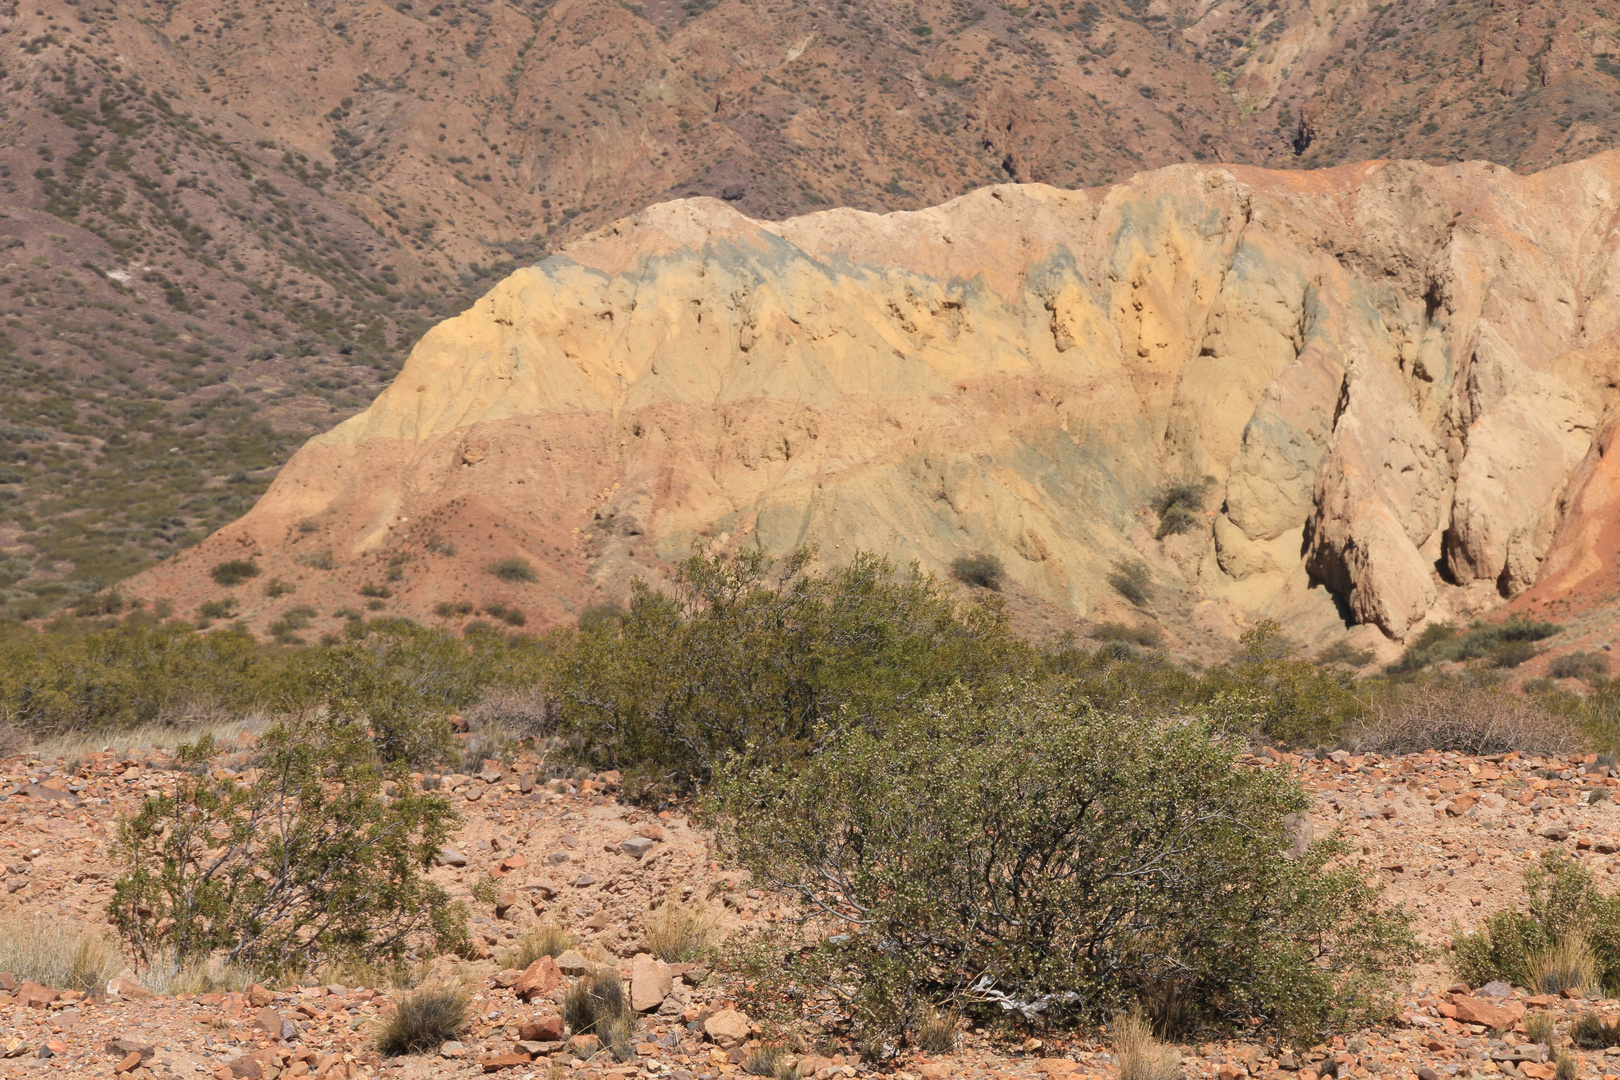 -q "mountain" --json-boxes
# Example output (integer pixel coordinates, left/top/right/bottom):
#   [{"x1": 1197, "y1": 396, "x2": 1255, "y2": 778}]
[
  {"x1": 121, "y1": 152, "x2": 1620, "y2": 663},
  {"x1": 4, "y1": 0, "x2": 1620, "y2": 622}
]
